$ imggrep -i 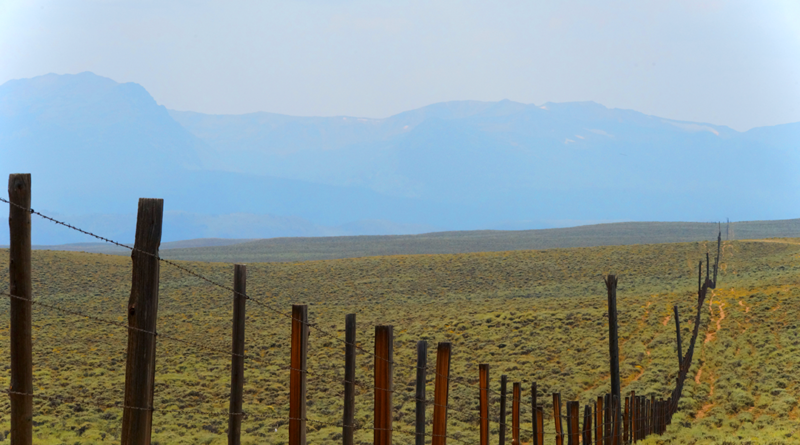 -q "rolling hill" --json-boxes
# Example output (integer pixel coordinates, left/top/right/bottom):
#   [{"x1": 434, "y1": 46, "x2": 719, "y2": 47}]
[{"x1": 2, "y1": 72, "x2": 799, "y2": 245}]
